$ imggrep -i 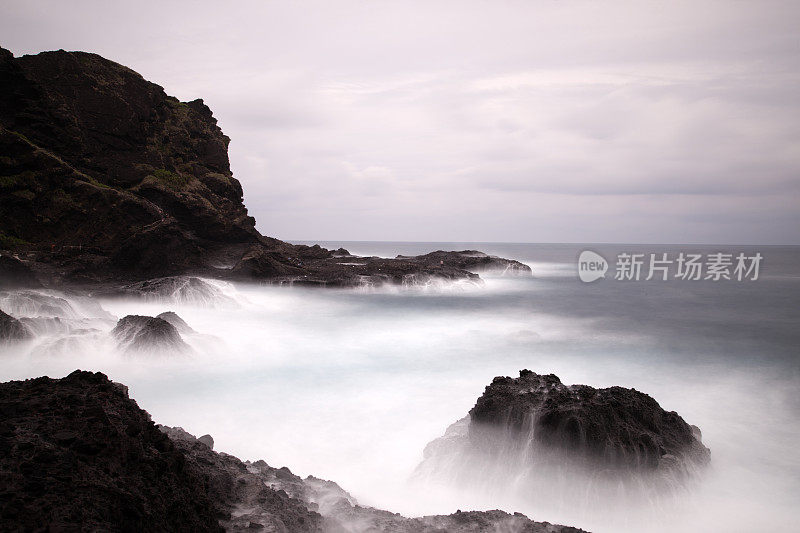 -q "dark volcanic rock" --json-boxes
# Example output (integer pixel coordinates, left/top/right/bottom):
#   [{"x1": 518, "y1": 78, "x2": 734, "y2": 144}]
[
  {"x1": 417, "y1": 370, "x2": 710, "y2": 516},
  {"x1": 469, "y1": 370, "x2": 710, "y2": 473},
  {"x1": 109, "y1": 276, "x2": 236, "y2": 306},
  {"x1": 0, "y1": 47, "x2": 529, "y2": 288},
  {"x1": 111, "y1": 314, "x2": 191, "y2": 354},
  {"x1": 0, "y1": 370, "x2": 588, "y2": 532},
  {"x1": 0, "y1": 255, "x2": 41, "y2": 289},
  {"x1": 0, "y1": 309, "x2": 30, "y2": 341},
  {"x1": 0, "y1": 371, "x2": 223, "y2": 532},
  {"x1": 399, "y1": 250, "x2": 532, "y2": 276},
  {"x1": 161, "y1": 425, "x2": 586, "y2": 533},
  {"x1": 155, "y1": 311, "x2": 195, "y2": 334}
]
